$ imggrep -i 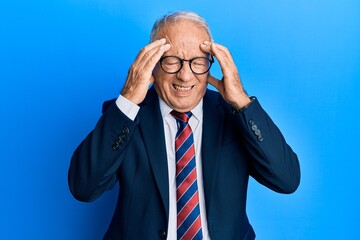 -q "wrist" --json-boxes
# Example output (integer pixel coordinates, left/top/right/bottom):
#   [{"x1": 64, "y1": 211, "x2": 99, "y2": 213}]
[
  {"x1": 232, "y1": 94, "x2": 252, "y2": 109},
  {"x1": 121, "y1": 89, "x2": 143, "y2": 105},
  {"x1": 232, "y1": 96, "x2": 255, "y2": 113}
]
